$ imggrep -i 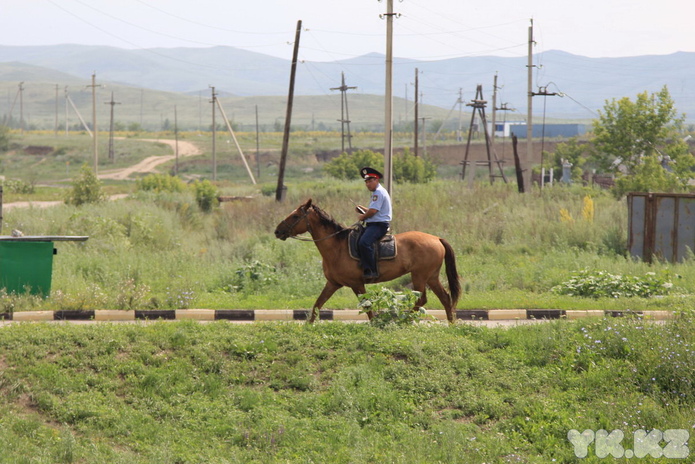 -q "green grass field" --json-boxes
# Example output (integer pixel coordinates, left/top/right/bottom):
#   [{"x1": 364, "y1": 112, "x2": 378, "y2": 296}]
[{"x1": 0, "y1": 317, "x2": 694, "y2": 463}]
